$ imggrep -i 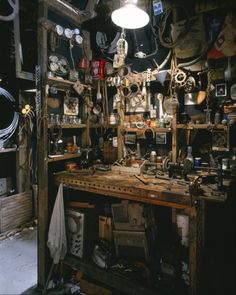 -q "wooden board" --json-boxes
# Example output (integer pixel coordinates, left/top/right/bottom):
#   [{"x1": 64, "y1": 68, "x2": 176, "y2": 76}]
[
  {"x1": 80, "y1": 277, "x2": 113, "y2": 295},
  {"x1": 0, "y1": 191, "x2": 32, "y2": 233}
]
